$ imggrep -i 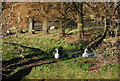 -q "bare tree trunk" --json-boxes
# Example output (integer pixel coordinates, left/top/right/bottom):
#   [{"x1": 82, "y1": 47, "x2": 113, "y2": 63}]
[
  {"x1": 103, "y1": 17, "x2": 108, "y2": 38},
  {"x1": 60, "y1": 21, "x2": 65, "y2": 37},
  {"x1": 81, "y1": 3, "x2": 84, "y2": 37},
  {"x1": 115, "y1": 19, "x2": 119, "y2": 36},
  {"x1": 104, "y1": 17, "x2": 115, "y2": 38},
  {"x1": 28, "y1": 17, "x2": 34, "y2": 34},
  {"x1": 77, "y1": 12, "x2": 83, "y2": 38},
  {"x1": 43, "y1": 19, "x2": 48, "y2": 35},
  {"x1": 77, "y1": 3, "x2": 84, "y2": 39},
  {"x1": 59, "y1": 3, "x2": 66, "y2": 37}
]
